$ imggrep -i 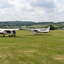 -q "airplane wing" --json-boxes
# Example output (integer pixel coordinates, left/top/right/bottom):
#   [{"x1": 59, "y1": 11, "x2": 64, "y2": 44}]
[
  {"x1": 21, "y1": 28, "x2": 33, "y2": 30},
  {"x1": 0, "y1": 29, "x2": 19, "y2": 31}
]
